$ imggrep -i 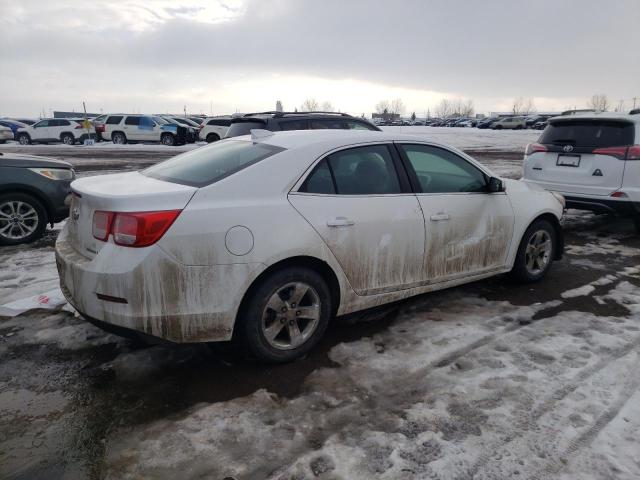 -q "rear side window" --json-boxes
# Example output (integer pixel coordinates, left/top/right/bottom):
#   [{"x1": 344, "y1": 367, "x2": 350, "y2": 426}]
[
  {"x1": 208, "y1": 119, "x2": 232, "y2": 127},
  {"x1": 310, "y1": 119, "x2": 345, "y2": 130},
  {"x1": 345, "y1": 120, "x2": 377, "y2": 131},
  {"x1": 106, "y1": 116, "x2": 123, "y2": 124},
  {"x1": 302, "y1": 145, "x2": 401, "y2": 195},
  {"x1": 540, "y1": 120, "x2": 635, "y2": 147},
  {"x1": 225, "y1": 121, "x2": 267, "y2": 138},
  {"x1": 143, "y1": 140, "x2": 285, "y2": 187},
  {"x1": 279, "y1": 119, "x2": 309, "y2": 131},
  {"x1": 125, "y1": 116, "x2": 141, "y2": 126}
]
